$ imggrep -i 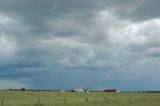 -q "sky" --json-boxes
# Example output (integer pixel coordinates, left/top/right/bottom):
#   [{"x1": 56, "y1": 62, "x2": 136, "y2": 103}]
[{"x1": 0, "y1": 0, "x2": 160, "y2": 91}]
